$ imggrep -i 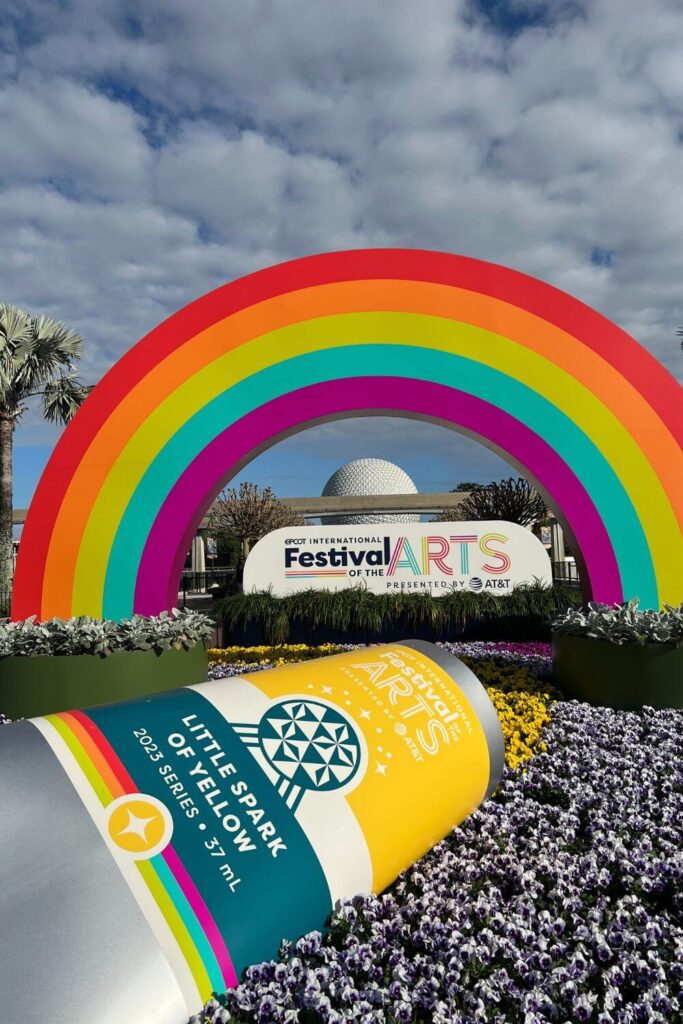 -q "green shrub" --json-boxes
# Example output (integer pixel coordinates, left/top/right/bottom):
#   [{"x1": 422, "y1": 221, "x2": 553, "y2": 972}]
[
  {"x1": 552, "y1": 598, "x2": 683, "y2": 646},
  {"x1": 0, "y1": 609, "x2": 214, "y2": 658},
  {"x1": 218, "y1": 584, "x2": 580, "y2": 645}
]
